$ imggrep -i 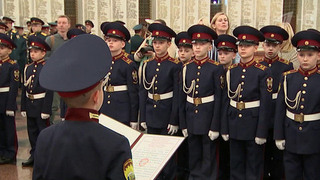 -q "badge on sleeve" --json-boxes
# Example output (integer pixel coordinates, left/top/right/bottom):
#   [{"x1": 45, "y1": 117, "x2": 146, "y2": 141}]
[
  {"x1": 132, "y1": 70, "x2": 138, "y2": 84},
  {"x1": 123, "y1": 159, "x2": 135, "y2": 180},
  {"x1": 14, "y1": 70, "x2": 20, "y2": 82},
  {"x1": 220, "y1": 75, "x2": 225, "y2": 89},
  {"x1": 266, "y1": 77, "x2": 273, "y2": 92}
]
